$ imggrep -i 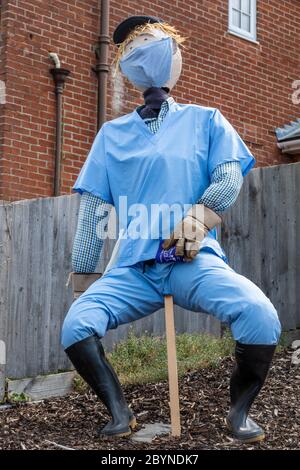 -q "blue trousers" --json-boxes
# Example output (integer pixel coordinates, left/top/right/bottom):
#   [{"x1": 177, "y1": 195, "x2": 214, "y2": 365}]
[{"x1": 61, "y1": 251, "x2": 281, "y2": 349}]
